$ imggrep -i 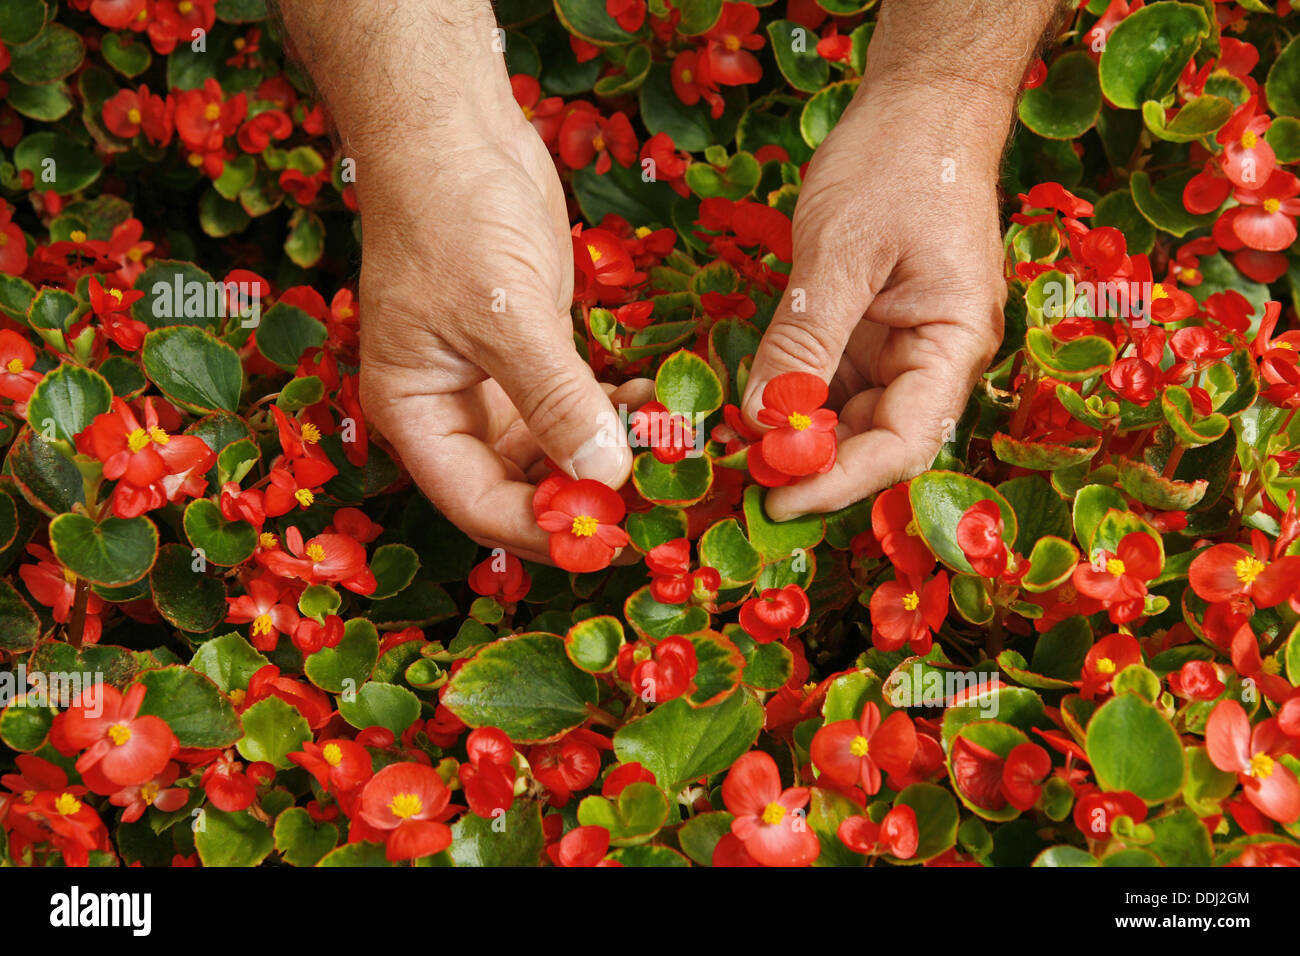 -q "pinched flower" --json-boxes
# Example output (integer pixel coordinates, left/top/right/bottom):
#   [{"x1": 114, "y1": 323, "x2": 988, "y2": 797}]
[
  {"x1": 620, "y1": 635, "x2": 698, "y2": 704},
  {"x1": 1207, "y1": 700, "x2": 1300, "y2": 824},
  {"x1": 54, "y1": 683, "x2": 179, "y2": 788},
  {"x1": 955, "y1": 500, "x2": 1008, "y2": 578},
  {"x1": 458, "y1": 727, "x2": 517, "y2": 819},
  {"x1": 468, "y1": 550, "x2": 531, "y2": 604},
  {"x1": 528, "y1": 729, "x2": 610, "y2": 807},
  {"x1": 755, "y1": 372, "x2": 837, "y2": 478},
  {"x1": 357, "y1": 762, "x2": 454, "y2": 862},
  {"x1": 628, "y1": 400, "x2": 696, "y2": 464},
  {"x1": 722, "y1": 751, "x2": 819, "y2": 867},
  {"x1": 739, "y1": 584, "x2": 810, "y2": 644},
  {"x1": 534, "y1": 476, "x2": 629, "y2": 573},
  {"x1": 811, "y1": 702, "x2": 917, "y2": 795},
  {"x1": 645, "y1": 538, "x2": 720, "y2": 605}
]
